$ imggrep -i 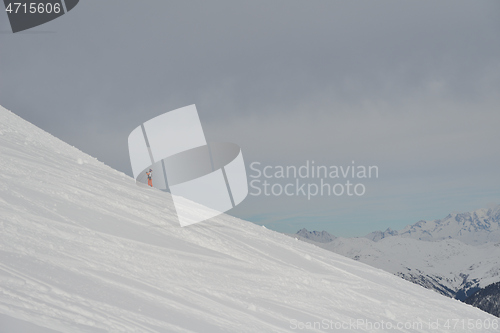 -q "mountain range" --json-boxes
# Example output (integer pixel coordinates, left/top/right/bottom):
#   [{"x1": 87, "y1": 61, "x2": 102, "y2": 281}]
[
  {"x1": 365, "y1": 206, "x2": 500, "y2": 245},
  {"x1": 292, "y1": 206, "x2": 500, "y2": 316}
]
